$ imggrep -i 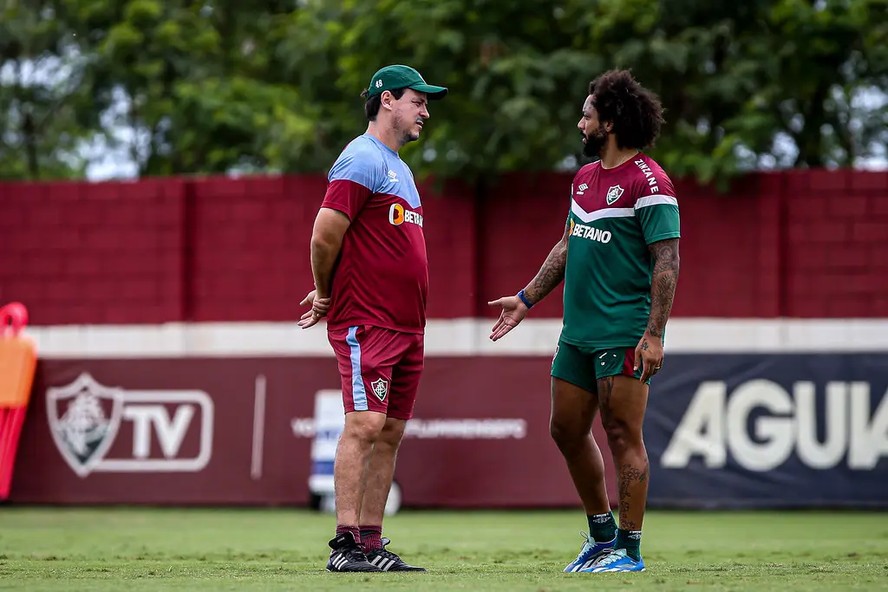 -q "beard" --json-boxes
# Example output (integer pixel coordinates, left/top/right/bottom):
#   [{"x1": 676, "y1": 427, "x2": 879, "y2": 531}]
[
  {"x1": 403, "y1": 126, "x2": 420, "y2": 143},
  {"x1": 394, "y1": 114, "x2": 422, "y2": 144},
  {"x1": 582, "y1": 126, "x2": 607, "y2": 158}
]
